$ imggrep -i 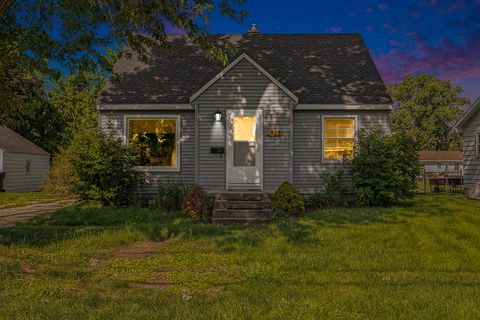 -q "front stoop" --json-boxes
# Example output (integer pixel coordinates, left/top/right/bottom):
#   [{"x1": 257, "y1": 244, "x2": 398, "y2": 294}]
[{"x1": 212, "y1": 192, "x2": 272, "y2": 225}]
